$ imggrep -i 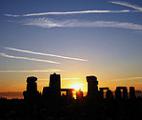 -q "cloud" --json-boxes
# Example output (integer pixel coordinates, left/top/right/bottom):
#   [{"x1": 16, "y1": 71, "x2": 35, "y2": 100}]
[
  {"x1": 111, "y1": 77, "x2": 142, "y2": 81},
  {"x1": 22, "y1": 17, "x2": 142, "y2": 30},
  {"x1": 63, "y1": 77, "x2": 81, "y2": 80},
  {"x1": 5, "y1": 47, "x2": 88, "y2": 62},
  {"x1": 0, "y1": 52, "x2": 60, "y2": 64},
  {"x1": 0, "y1": 69, "x2": 61, "y2": 73},
  {"x1": 110, "y1": 1, "x2": 142, "y2": 12},
  {"x1": 4, "y1": 9, "x2": 131, "y2": 17},
  {"x1": 4, "y1": 14, "x2": 20, "y2": 17}
]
